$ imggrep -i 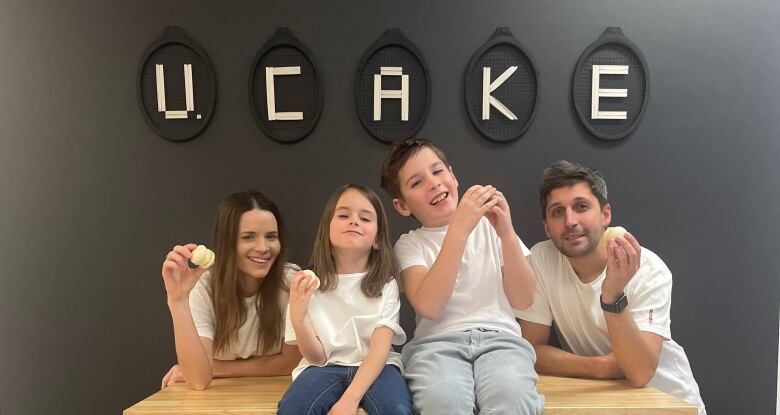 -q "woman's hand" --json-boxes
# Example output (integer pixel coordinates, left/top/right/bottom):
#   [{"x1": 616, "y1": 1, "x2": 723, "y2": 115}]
[
  {"x1": 161, "y1": 243, "x2": 207, "y2": 304},
  {"x1": 160, "y1": 364, "x2": 185, "y2": 388}
]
